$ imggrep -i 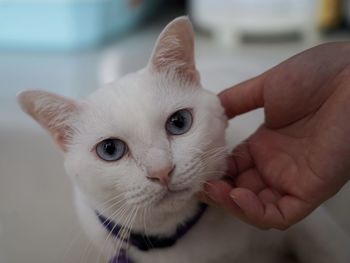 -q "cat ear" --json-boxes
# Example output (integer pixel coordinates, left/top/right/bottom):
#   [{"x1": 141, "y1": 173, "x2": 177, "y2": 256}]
[
  {"x1": 17, "y1": 90, "x2": 79, "y2": 152},
  {"x1": 148, "y1": 16, "x2": 200, "y2": 84}
]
